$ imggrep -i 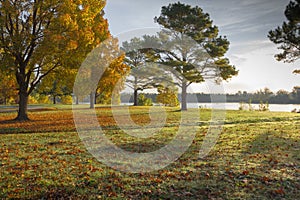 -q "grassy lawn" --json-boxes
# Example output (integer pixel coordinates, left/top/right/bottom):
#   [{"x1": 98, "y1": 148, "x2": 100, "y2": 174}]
[{"x1": 0, "y1": 106, "x2": 299, "y2": 199}]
